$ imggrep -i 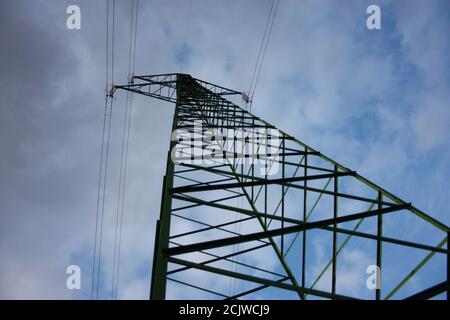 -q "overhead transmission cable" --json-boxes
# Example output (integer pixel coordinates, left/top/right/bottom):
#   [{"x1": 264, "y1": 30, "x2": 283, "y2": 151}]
[
  {"x1": 246, "y1": 0, "x2": 280, "y2": 111},
  {"x1": 91, "y1": 0, "x2": 110, "y2": 299},
  {"x1": 227, "y1": 0, "x2": 281, "y2": 295},
  {"x1": 111, "y1": 0, "x2": 140, "y2": 300},
  {"x1": 97, "y1": 0, "x2": 116, "y2": 300},
  {"x1": 92, "y1": 0, "x2": 116, "y2": 300}
]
